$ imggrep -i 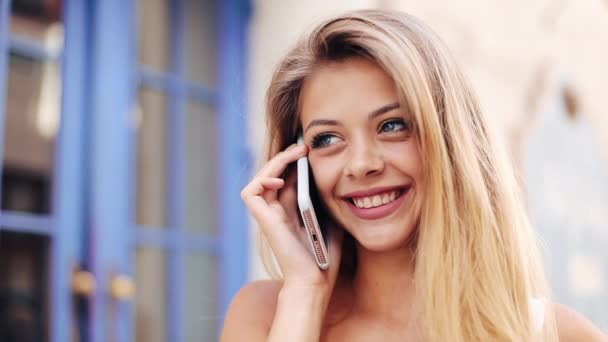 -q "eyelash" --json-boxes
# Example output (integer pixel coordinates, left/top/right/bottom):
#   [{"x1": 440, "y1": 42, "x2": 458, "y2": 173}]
[
  {"x1": 378, "y1": 118, "x2": 410, "y2": 134},
  {"x1": 309, "y1": 118, "x2": 413, "y2": 149},
  {"x1": 310, "y1": 133, "x2": 340, "y2": 149}
]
